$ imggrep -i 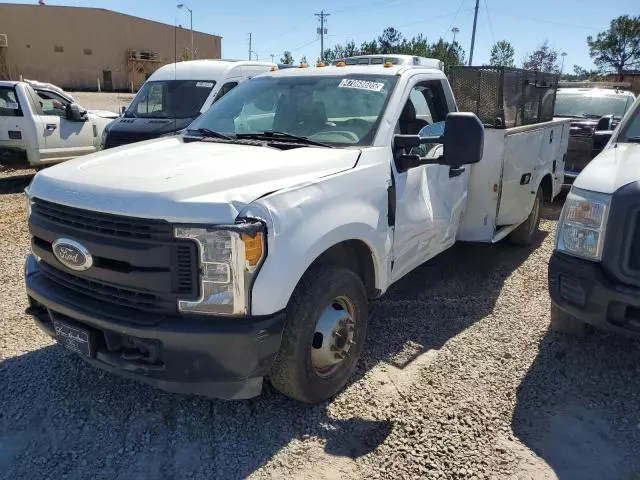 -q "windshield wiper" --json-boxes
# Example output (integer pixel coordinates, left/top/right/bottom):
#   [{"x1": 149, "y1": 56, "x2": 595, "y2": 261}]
[
  {"x1": 236, "y1": 131, "x2": 334, "y2": 148},
  {"x1": 189, "y1": 128, "x2": 233, "y2": 140}
]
